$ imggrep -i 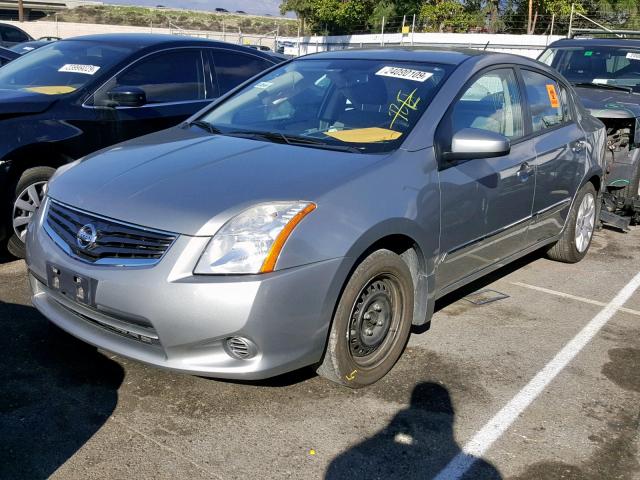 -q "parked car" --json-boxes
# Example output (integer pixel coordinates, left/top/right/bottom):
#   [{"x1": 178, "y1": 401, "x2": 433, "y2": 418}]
[
  {"x1": 0, "y1": 46, "x2": 19, "y2": 66},
  {"x1": 0, "y1": 23, "x2": 33, "y2": 48},
  {"x1": 10, "y1": 38, "x2": 59, "y2": 55},
  {"x1": 0, "y1": 33, "x2": 283, "y2": 257},
  {"x1": 539, "y1": 38, "x2": 640, "y2": 225},
  {"x1": 26, "y1": 48, "x2": 605, "y2": 388}
]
